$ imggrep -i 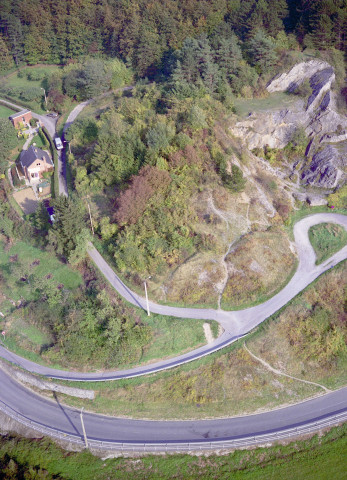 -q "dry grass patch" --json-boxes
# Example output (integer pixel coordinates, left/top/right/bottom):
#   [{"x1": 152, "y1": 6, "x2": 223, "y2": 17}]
[
  {"x1": 221, "y1": 227, "x2": 296, "y2": 308},
  {"x1": 56, "y1": 344, "x2": 319, "y2": 420},
  {"x1": 248, "y1": 262, "x2": 347, "y2": 389},
  {"x1": 12, "y1": 188, "x2": 38, "y2": 215},
  {"x1": 164, "y1": 253, "x2": 224, "y2": 306}
]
